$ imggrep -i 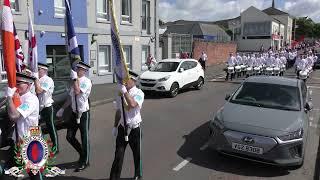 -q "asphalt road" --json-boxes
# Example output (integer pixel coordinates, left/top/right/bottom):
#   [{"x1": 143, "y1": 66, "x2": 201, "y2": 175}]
[{"x1": 3, "y1": 69, "x2": 320, "y2": 180}]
